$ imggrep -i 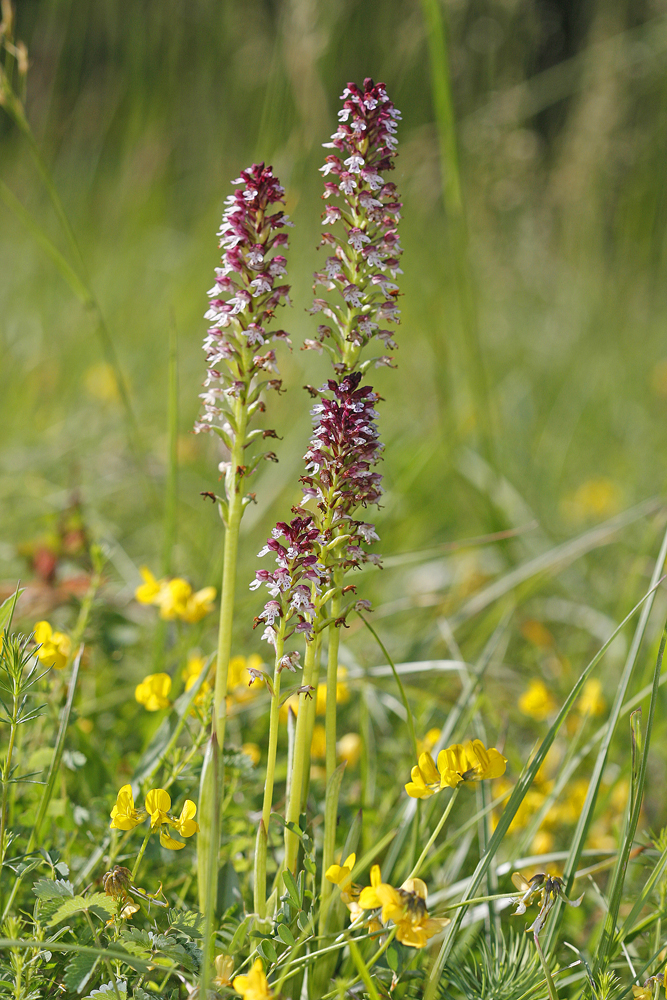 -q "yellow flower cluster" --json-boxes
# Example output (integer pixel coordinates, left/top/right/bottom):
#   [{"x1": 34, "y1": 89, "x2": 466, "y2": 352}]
[
  {"x1": 135, "y1": 567, "x2": 216, "y2": 623},
  {"x1": 135, "y1": 672, "x2": 172, "y2": 711},
  {"x1": 325, "y1": 856, "x2": 449, "y2": 948},
  {"x1": 109, "y1": 784, "x2": 199, "y2": 850},
  {"x1": 33, "y1": 621, "x2": 71, "y2": 670},
  {"x1": 406, "y1": 739, "x2": 507, "y2": 798},
  {"x1": 518, "y1": 677, "x2": 606, "y2": 723}
]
